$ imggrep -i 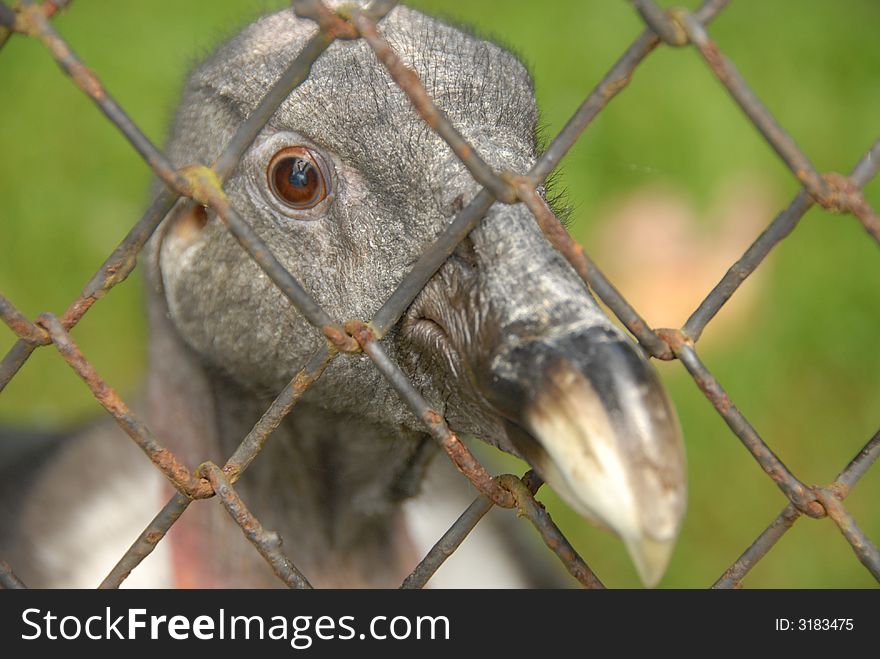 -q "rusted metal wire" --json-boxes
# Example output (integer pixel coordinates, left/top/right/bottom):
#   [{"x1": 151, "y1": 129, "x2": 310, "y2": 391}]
[
  {"x1": 353, "y1": 10, "x2": 517, "y2": 204},
  {"x1": 351, "y1": 322, "x2": 515, "y2": 508},
  {"x1": 714, "y1": 430, "x2": 880, "y2": 588},
  {"x1": 401, "y1": 497, "x2": 494, "y2": 589},
  {"x1": 671, "y1": 338, "x2": 824, "y2": 518},
  {"x1": 212, "y1": 0, "x2": 398, "y2": 181},
  {"x1": 814, "y1": 487, "x2": 880, "y2": 580},
  {"x1": 684, "y1": 140, "x2": 880, "y2": 341},
  {"x1": 201, "y1": 462, "x2": 313, "y2": 589},
  {"x1": 401, "y1": 472, "x2": 544, "y2": 589},
  {"x1": 372, "y1": 0, "x2": 721, "y2": 344},
  {"x1": 848, "y1": 140, "x2": 880, "y2": 240},
  {"x1": 629, "y1": 0, "x2": 688, "y2": 47},
  {"x1": 0, "y1": 0, "x2": 379, "y2": 386},
  {"x1": 224, "y1": 346, "x2": 334, "y2": 480},
  {"x1": 516, "y1": 181, "x2": 673, "y2": 360},
  {"x1": 683, "y1": 190, "x2": 810, "y2": 342},
  {"x1": 0, "y1": 0, "x2": 877, "y2": 589},
  {"x1": 99, "y1": 346, "x2": 334, "y2": 587},
  {"x1": 211, "y1": 33, "x2": 333, "y2": 181},
  {"x1": 0, "y1": 294, "x2": 46, "y2": 345},
  {"x1": 13, "y1": 0, "x2": 188, "y2": 193},
  {"x1": 529, "y1": 0, "x2": 727, "y2": 183},
  {"x1": 496, "y1": 474, "x2": 605, "y2": 589},
  {"x1": 0, "y1": 162, "x2": 178, "y2": 393},
  {"x1": 42, "y1": 0, "x2": 73, "y2": 17},
  {"x1": 679, "y1": 9, "x2": 830, "y2": 201},
  {"x1": 99, "y1": 492, "x2": 190, "y2": 590},
  {"x1": 401, "y1": 470, "x2": 607, "y2": 590},
  {"x1": 182, "y1": 166, "x2": 339, "y2": 334},
  {"x1": 0, "y1": 0, "x2": 71, "y2": 52},
  {"x1": 370, "y1": 189, "x2": 496, "y2": 338},
  {"x1": 38, "y1": 312, "x2": 207, "y2": 497}
]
